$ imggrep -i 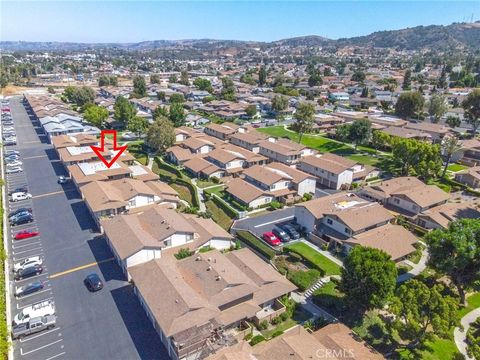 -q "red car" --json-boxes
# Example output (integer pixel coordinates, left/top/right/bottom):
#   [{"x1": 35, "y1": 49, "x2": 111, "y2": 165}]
[
  {"x1": 262, "y1": 232, "x2": 281, "y2": 246},
  {"x1": 14, "y1": 230, "x2": 40, "y2": 240}
]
